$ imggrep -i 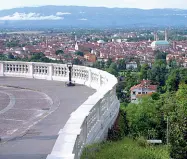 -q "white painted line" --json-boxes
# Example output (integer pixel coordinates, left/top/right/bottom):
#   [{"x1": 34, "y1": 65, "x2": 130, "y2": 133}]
[
  {"x1": 0, "y1": 91, "x2": 16, "y2": 114},
  {"x1": 7, "y1": 129, "x2": 18, "y2": 135},
  {"x1": 10, "y1": 98, "x2": 52, "y2": 100},
  {"x1": 12, "y1": 108, "x2": 46, "y2": 111},
  {"x1": 0, "y1": 118, "x2": 25, "y2": 122}
]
